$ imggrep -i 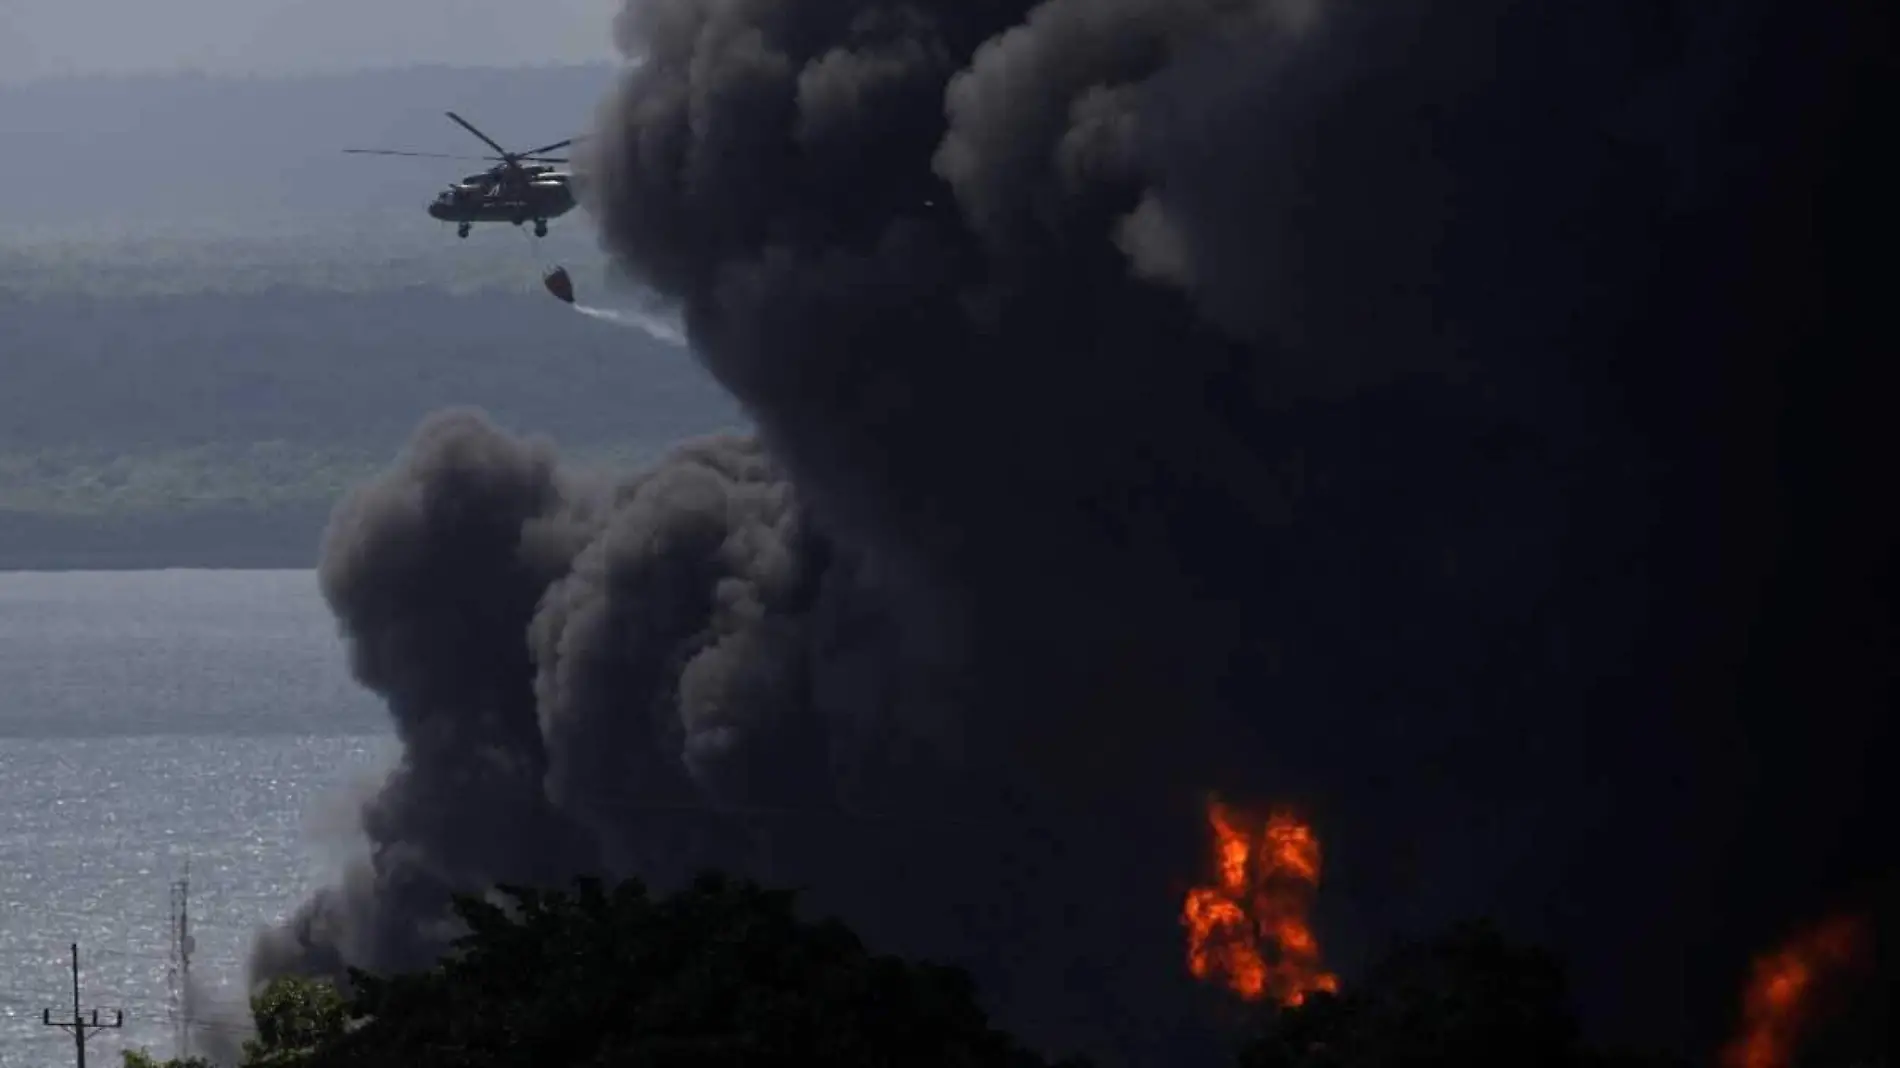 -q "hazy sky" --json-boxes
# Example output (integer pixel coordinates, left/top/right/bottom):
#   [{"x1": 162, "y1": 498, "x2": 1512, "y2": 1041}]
[{"x1": 0, "y1": 0, "x2": 620, "y2": 81}]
